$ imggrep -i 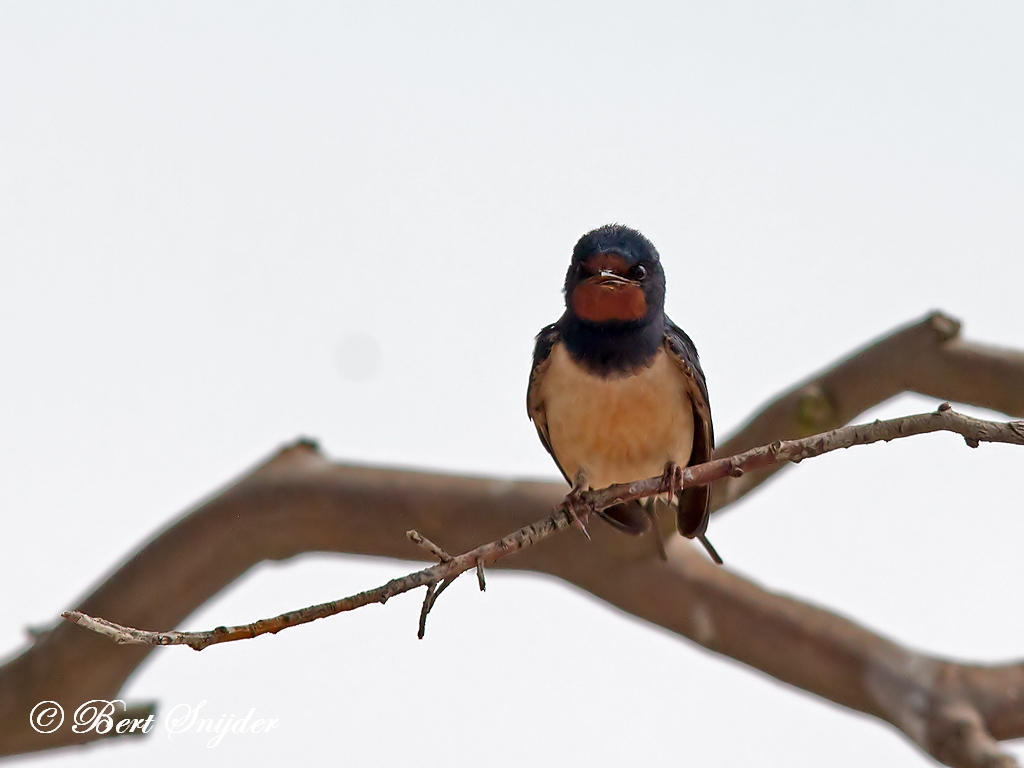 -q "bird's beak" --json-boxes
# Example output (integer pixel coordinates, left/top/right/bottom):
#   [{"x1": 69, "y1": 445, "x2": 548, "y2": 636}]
[{"x1": 589, "y1": 270, "x2": 637, "y2": 288}]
